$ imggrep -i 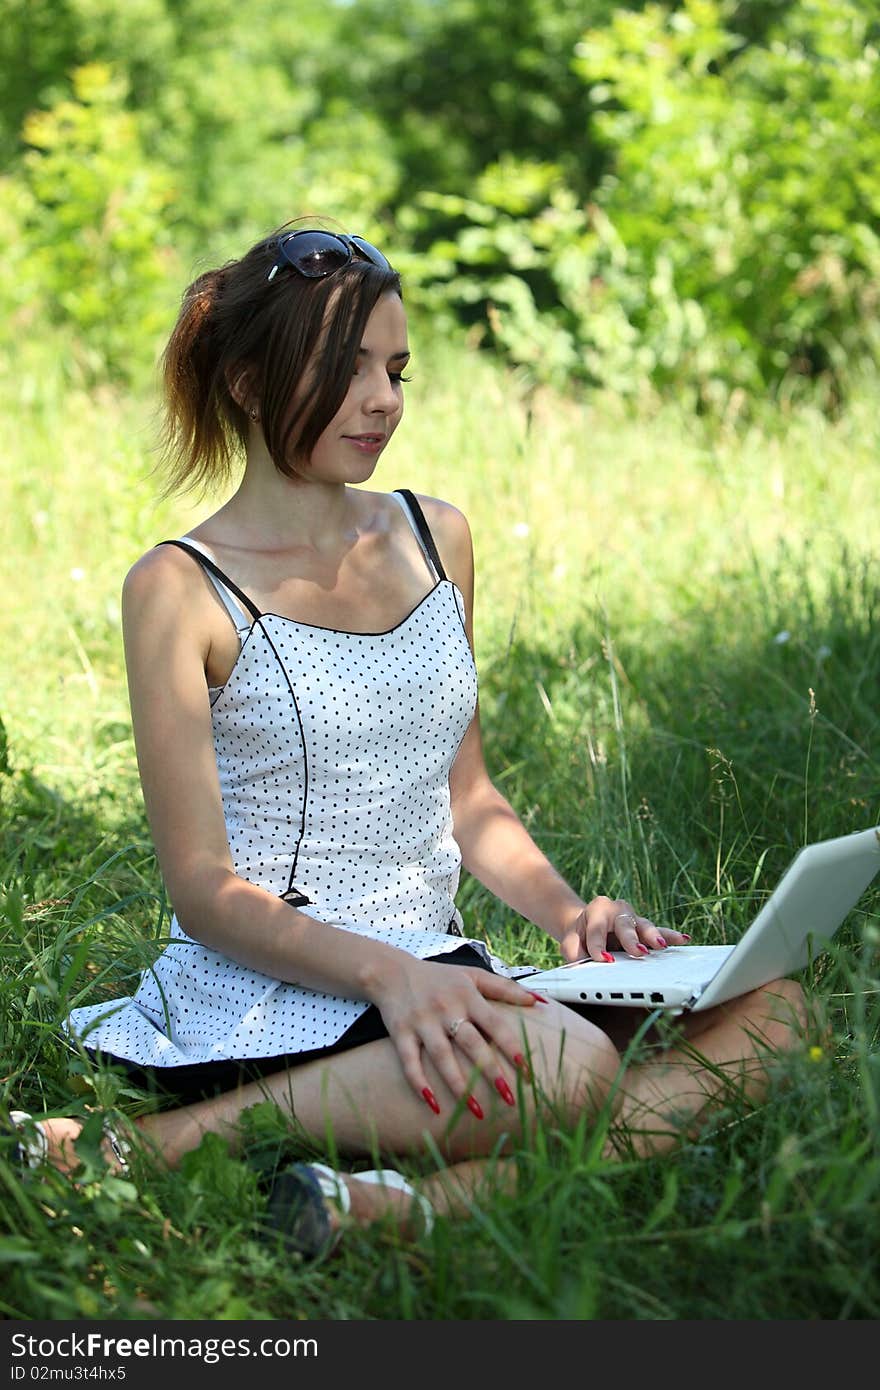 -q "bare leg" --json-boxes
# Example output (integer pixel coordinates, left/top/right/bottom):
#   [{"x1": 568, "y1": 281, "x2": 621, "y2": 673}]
[
  {"x1": 32, "y1": 1000, "x2": 619, "y2": 1226},
  {"x1": 31, "y1": 979, "x2": 807, "y2": 1232},
  {"x1": 603, "y1": 977, "x2": 808, "y2": 1159}
]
